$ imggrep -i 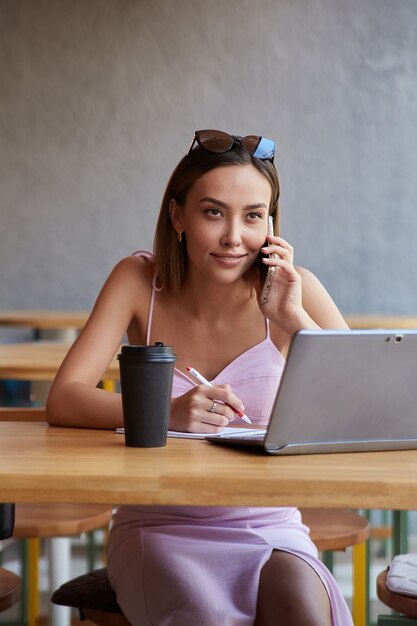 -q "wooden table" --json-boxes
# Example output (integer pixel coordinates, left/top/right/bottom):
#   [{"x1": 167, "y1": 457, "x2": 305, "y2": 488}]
[
  {"x1": 0, "y1": 309, "x2": 89, "y2": 347},
  {"x1": 1, "y1": 422, "x2": 411, "y2": 626},
  {"x1": 0, "y1": 309, "x2": 91, "y2": 411},
  {"x1": 1, "y1": 422, "x2": 416, "y2": 509},
  {"x1": 0, "y1": 342, "x2": 119, "y2": 381},
  {"x1": 345, "y1": 314, "x2": 417, "y2": 329},
  {"x1": 1, "y1": 311, "x2": 416, "y2": 332},
  {"x1": 3, "y1": 317, "x2": 417, "y2": 383},
  {"x1": 0, "y1": 311, "x2": 89, "y2": 331}
]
